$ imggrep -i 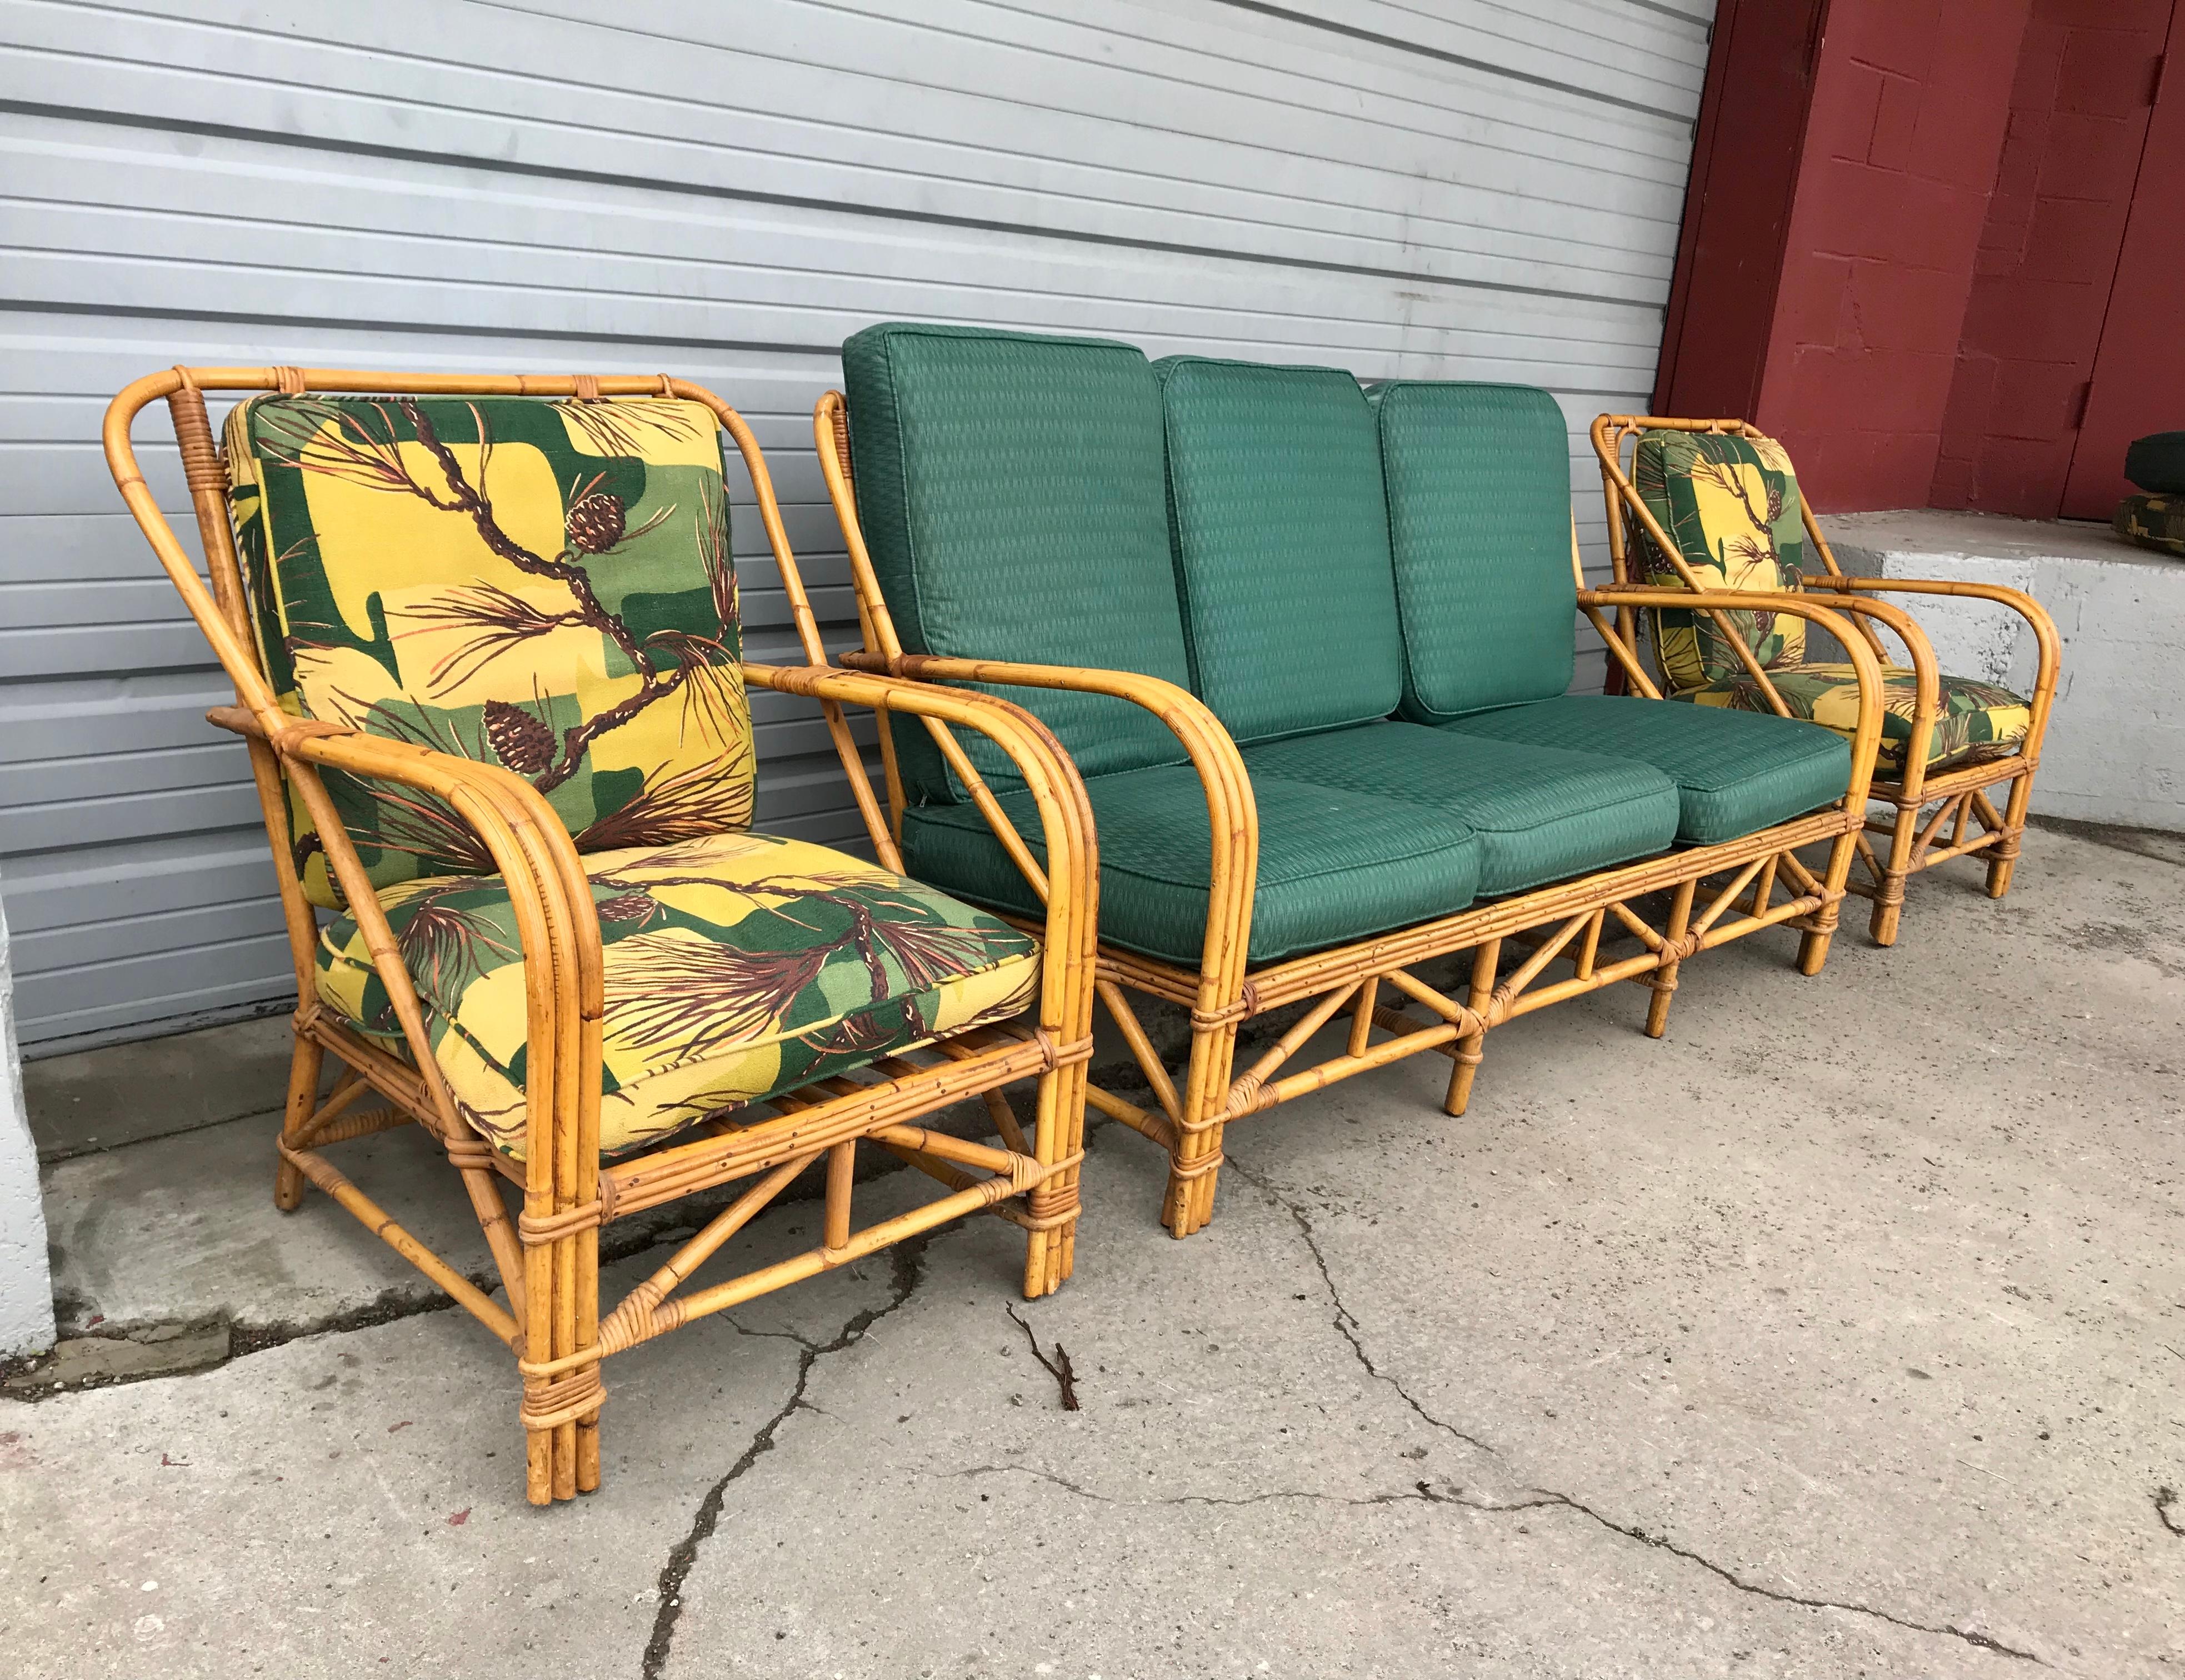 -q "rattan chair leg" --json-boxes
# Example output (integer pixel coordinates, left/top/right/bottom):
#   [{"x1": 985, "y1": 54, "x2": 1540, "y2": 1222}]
[
  {"x1": 1988, "y1": 776, "x2": 2031, "y2": 898},
  {"x1": 276, "y1": 1033, "x2": 324, "y2": 1212},
  {"x1": 1872, "y1": 798, "x2": 1919, "y2": 947},
  {"x1": 1644, "y1": 879, "x2": 1699, "y2": 1038},
  {"x1": 1443, "y1": 939, "x2": 1500, "y2": 1117}
]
